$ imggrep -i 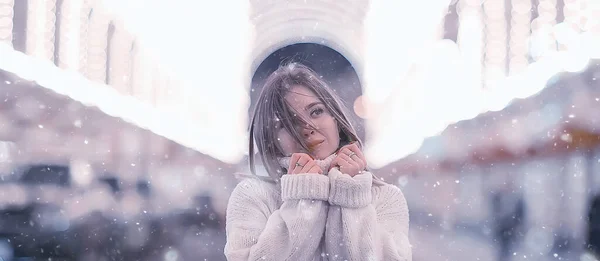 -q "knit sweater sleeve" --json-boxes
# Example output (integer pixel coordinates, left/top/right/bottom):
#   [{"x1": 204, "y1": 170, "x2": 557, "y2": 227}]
[
  {"x1": 224, "y1": 174, "x2": 330, "y2": 261},
  {"x1": 324, "y1": 168, "x2": 412, "y2": 261}
]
